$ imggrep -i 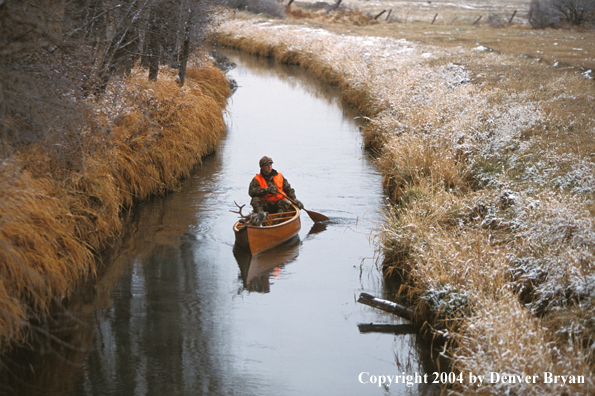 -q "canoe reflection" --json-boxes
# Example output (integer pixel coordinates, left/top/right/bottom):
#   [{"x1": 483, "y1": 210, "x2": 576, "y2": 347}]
[{"x1": 234, "y1": 235, "x2": 301, "y2": 293}]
